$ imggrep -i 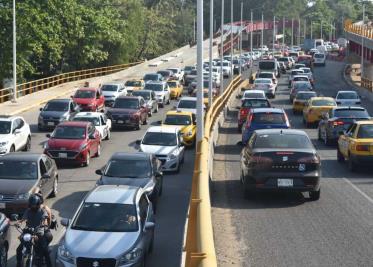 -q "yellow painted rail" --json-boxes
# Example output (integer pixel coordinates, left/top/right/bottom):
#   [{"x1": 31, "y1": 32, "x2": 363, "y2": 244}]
[
  {"x1": 345, "y1": 21, "x2": 373, "y2": 39},
  {"x1": 361, "y1": 77, "x2": 373, "y2": 92},
  {"x1": 184, "y1": 75, "x2": 242, "y2": 267},
  {"x1": 0, "y1": 61, "x2": 143, "y2": 103}
]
